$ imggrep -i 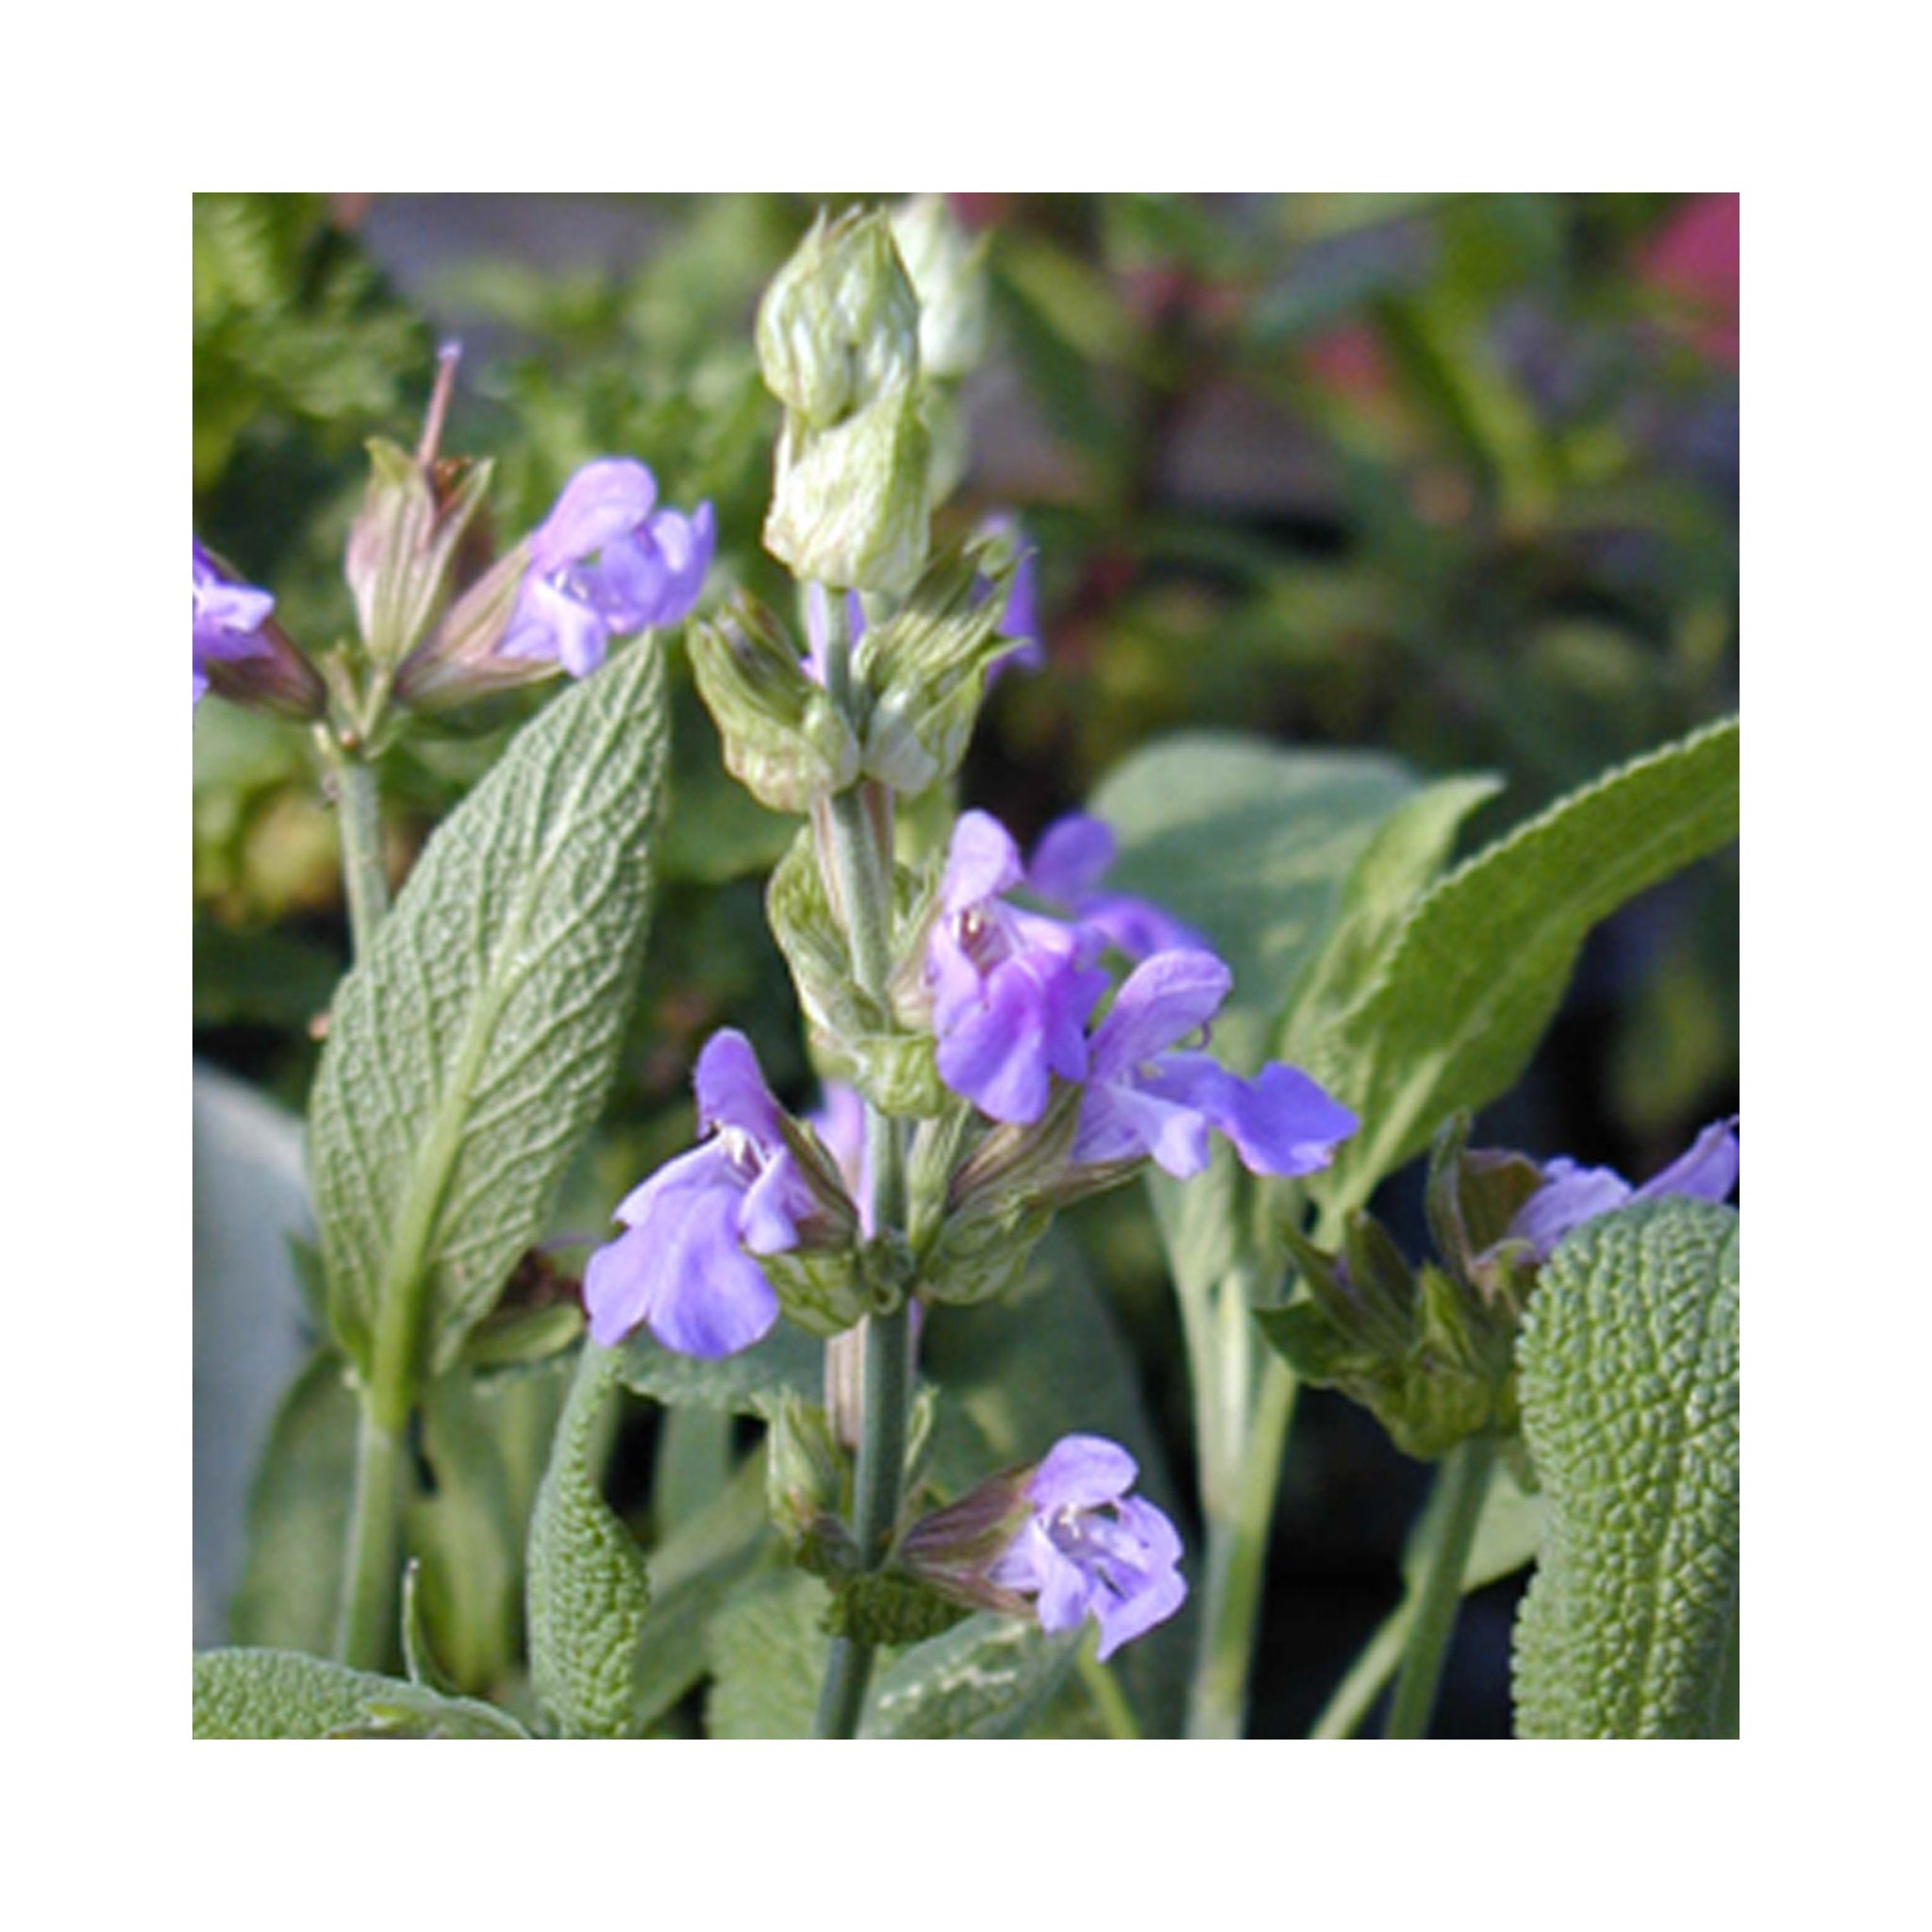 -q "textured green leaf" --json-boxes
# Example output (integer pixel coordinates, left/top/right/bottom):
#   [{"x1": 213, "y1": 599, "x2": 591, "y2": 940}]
[
  {"x1": 1276, "y1": 774, "x2": 1503, "y2": 1070},
  {"x1": 1318, "y1": 718, "x2": 1740, "y2": 1204},
  {"x1": 308, "y1": 642, "x2": 669, "y2": 1400},
  {"x1": 1093, "y1": 733, "x2": 1417, "y2": 1068},
  {"x1": 525, "y1": 1346, "x2": 652, "y2": 1739},
  {"x1": 705, "y1": 1574, "x2": 830, "y2": 1740},
  {"x1": 1512, "y1": 1199, "x2": 1740, "y2": 1739},
  {"x1": 619, "y1": 1318, "x2": 823, "y2": 1417},
  {"x1": 192, "y1": 1647, "x2": 526, "y2": 1739},
  {"x1": 226, "y1": 1351, "x2": 357, "y2": 1656},
  {"x1": 865, "y1": 1616, "x2": 1082, "y2": 1739}
]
